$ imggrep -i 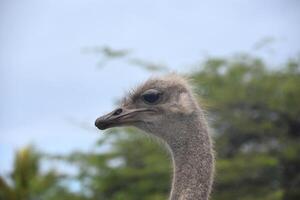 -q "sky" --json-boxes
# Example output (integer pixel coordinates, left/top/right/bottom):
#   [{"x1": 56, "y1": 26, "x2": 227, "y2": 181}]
[{"x1": 1, "y1": 0, "x2": 299, "y2": 174}]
